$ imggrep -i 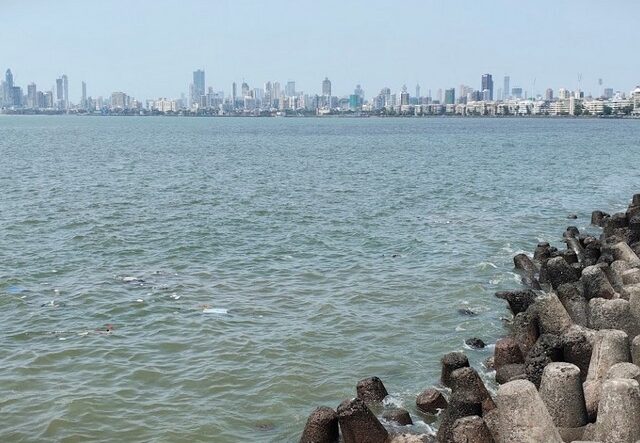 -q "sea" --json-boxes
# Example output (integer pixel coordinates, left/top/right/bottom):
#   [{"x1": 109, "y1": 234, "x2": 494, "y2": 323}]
[{"x1": 1, "y1": 115, "x2": 639, "y2": 442}]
